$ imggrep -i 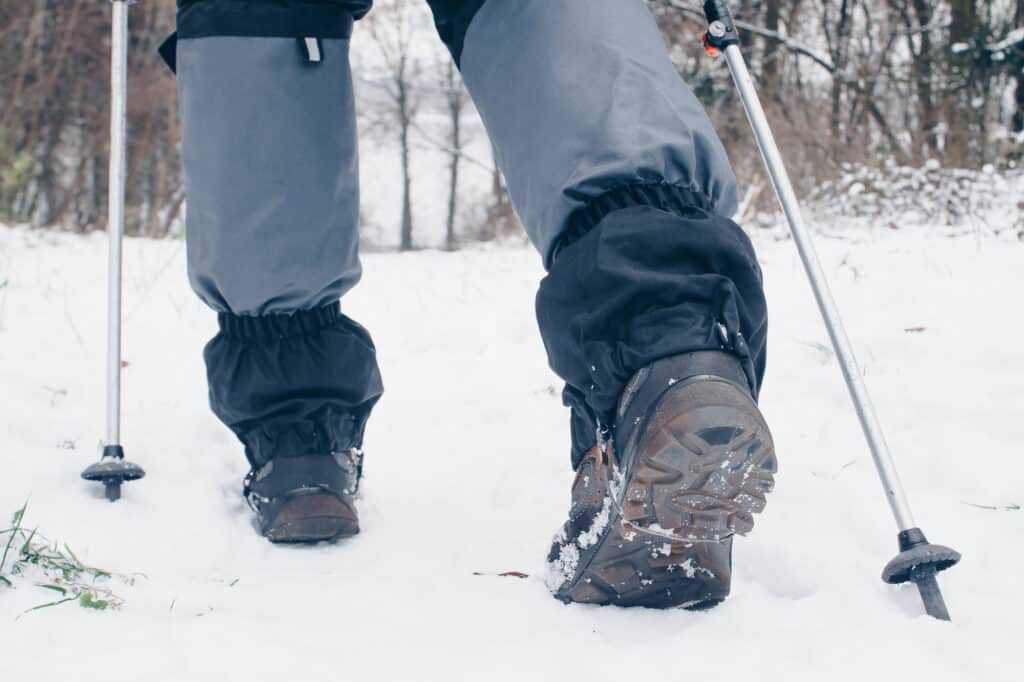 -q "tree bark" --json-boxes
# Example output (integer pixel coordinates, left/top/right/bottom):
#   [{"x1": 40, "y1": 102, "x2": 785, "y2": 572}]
[
  {"x1": 761, "y1": 0, "x2": 782, "y2": 94},
  {"x1": 399, "y1": 95, "x2": 413, "y2": 251},
  {"x1": 907, "y1": 0, "x2": 940, "y2": 159},
  {"x1": 443, "y1": 60, "x2": 463, "y2": 252},
  {"x1": 945, "y1": 0, "x2": 981, "y2": 164},
  {"x1": 1013, "y1": 0, "x2": 1024, "y2": 133},
  {"x1": 828, "y1": 0, "x2": 853, "y2": 145}
]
